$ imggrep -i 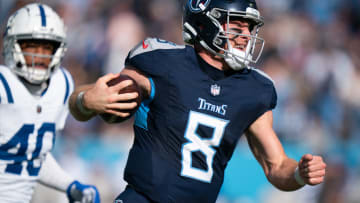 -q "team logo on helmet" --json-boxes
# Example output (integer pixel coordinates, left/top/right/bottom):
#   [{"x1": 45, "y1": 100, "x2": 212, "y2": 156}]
[{"x1": 188, "y1": 0, "x2": 211, "y2": 13}]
